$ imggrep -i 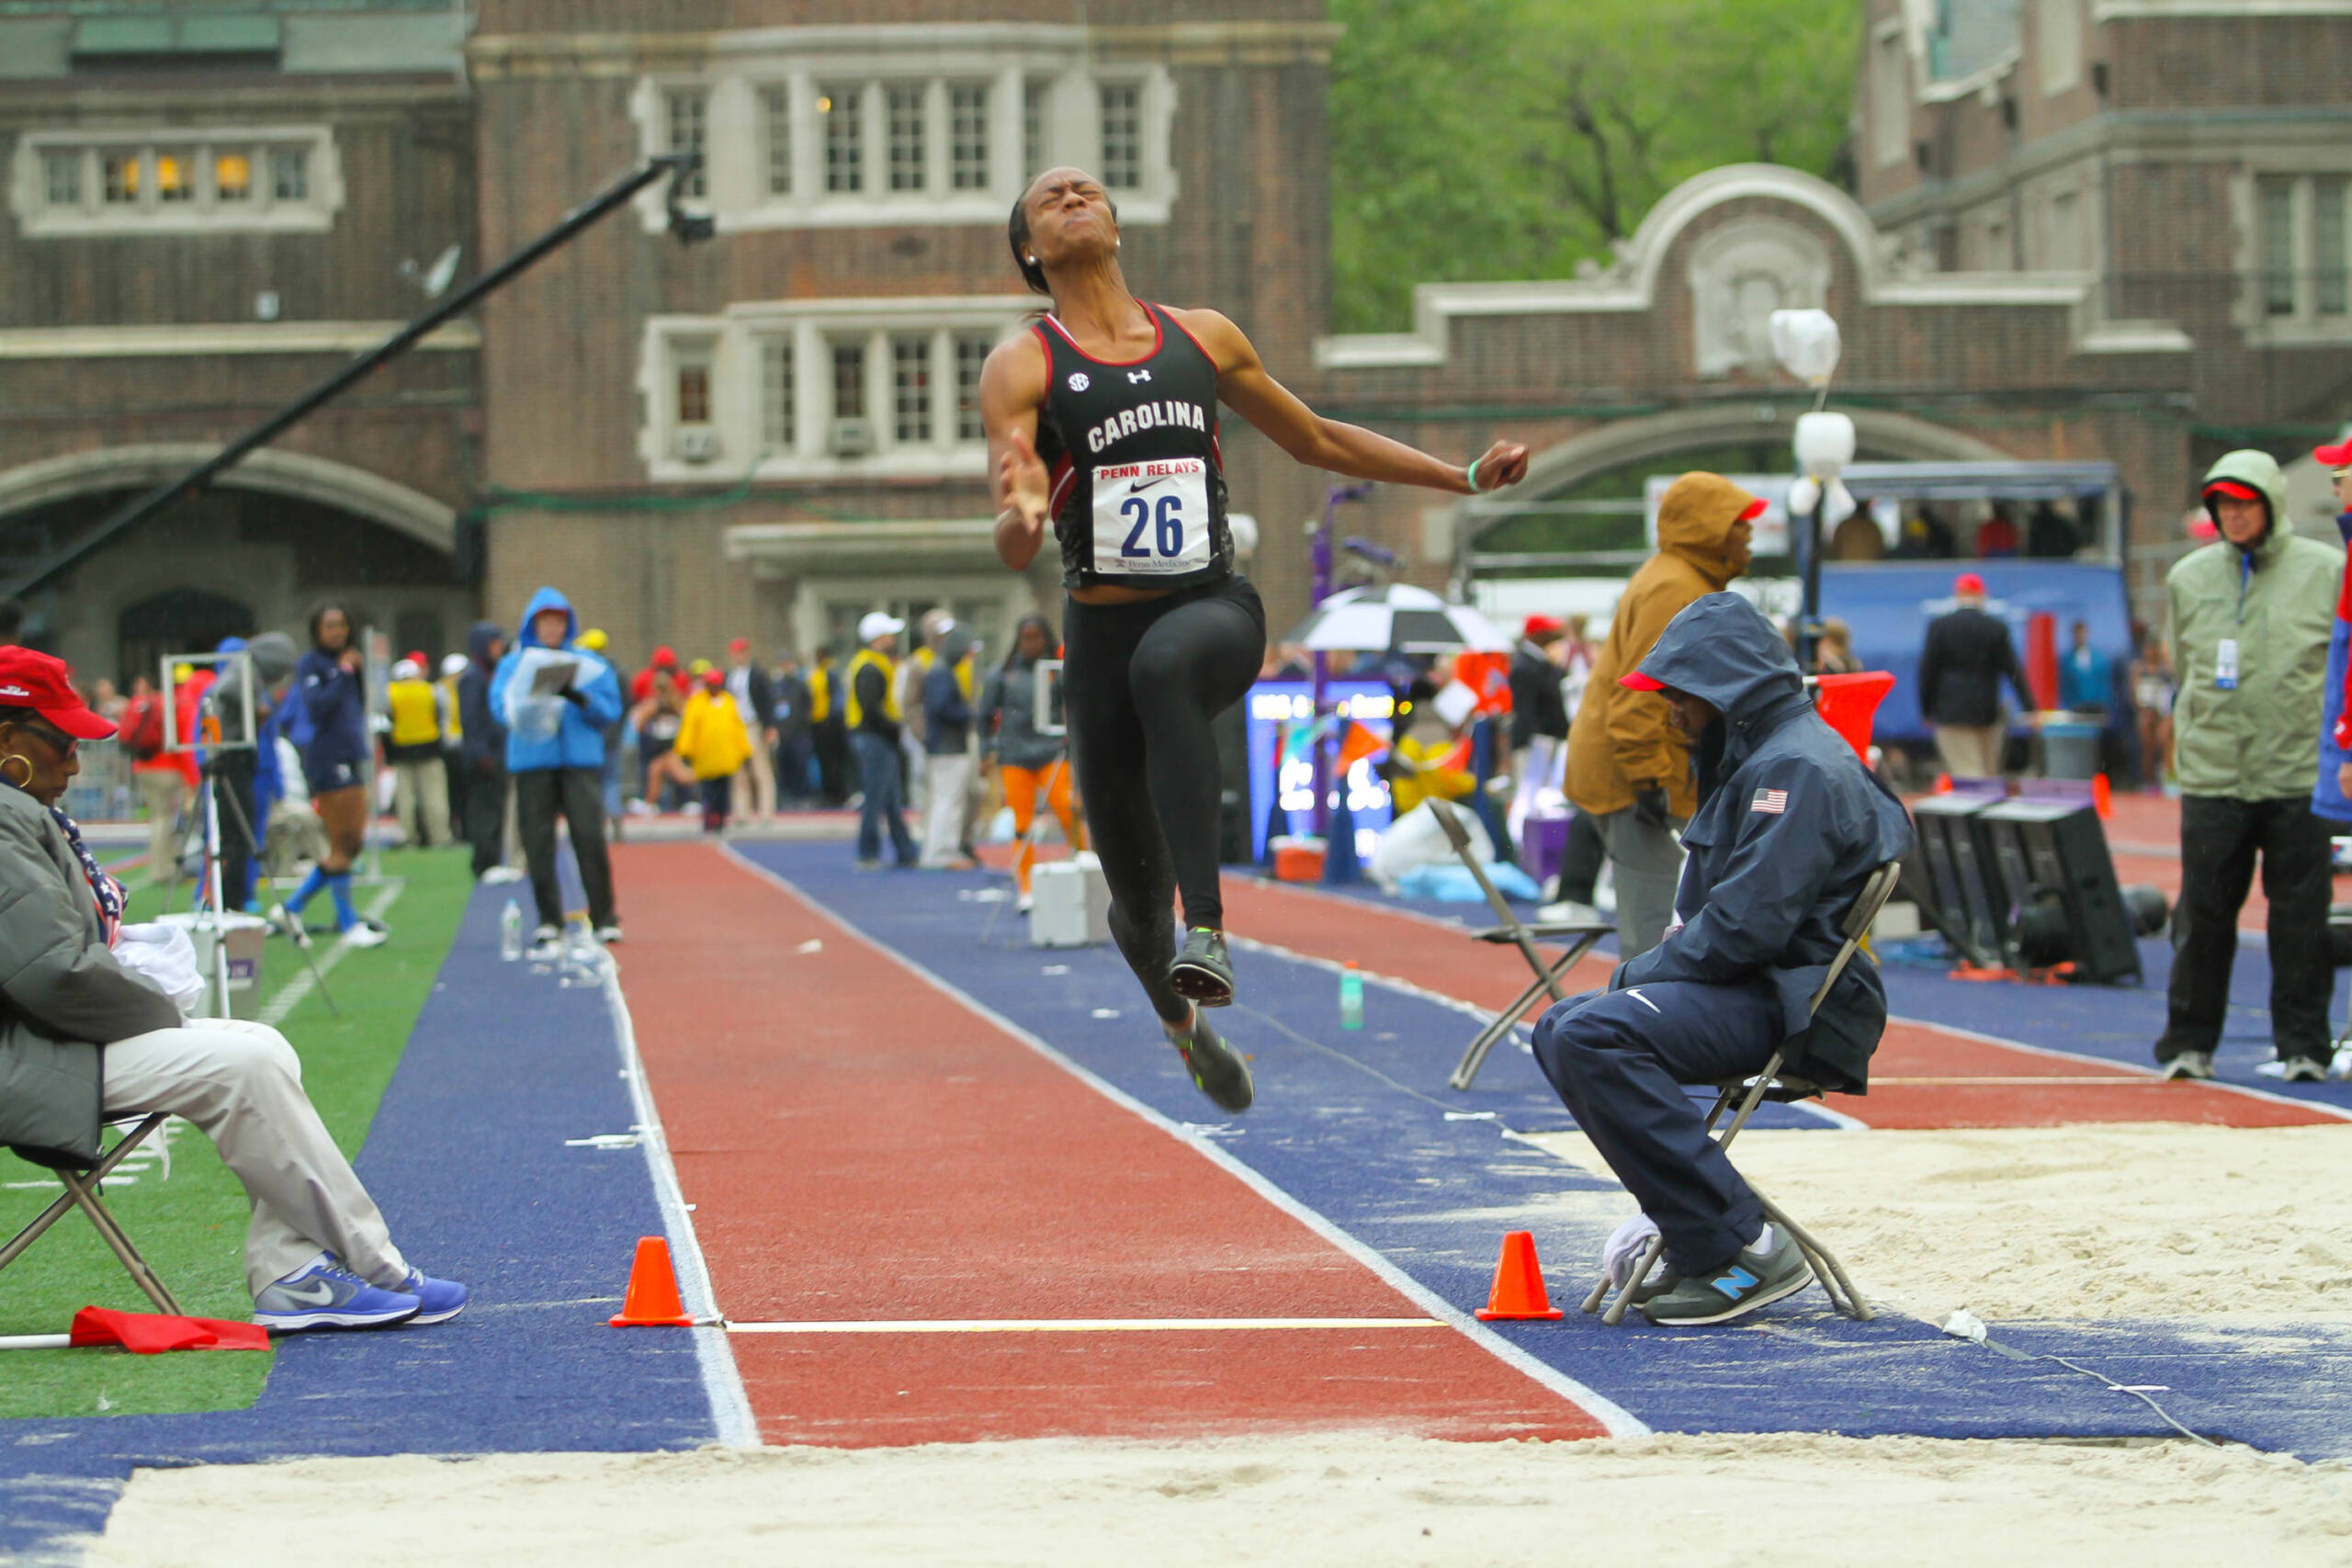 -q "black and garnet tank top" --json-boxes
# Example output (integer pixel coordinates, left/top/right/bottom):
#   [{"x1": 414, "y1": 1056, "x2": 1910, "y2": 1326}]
[{"x1": 1031, "y1": 302, "x2": 1233, "y2": 592}]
